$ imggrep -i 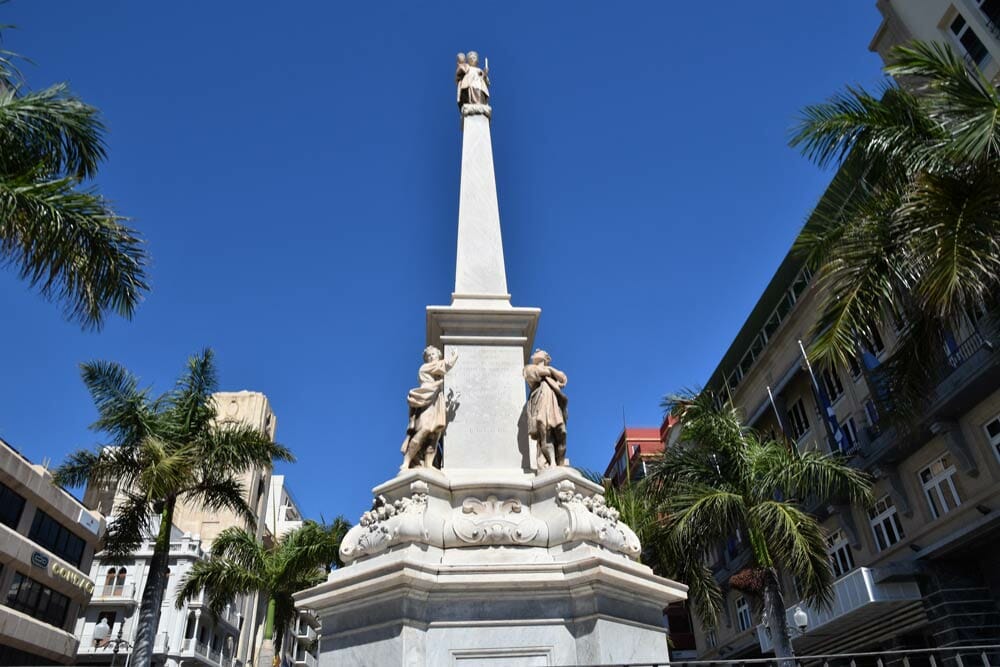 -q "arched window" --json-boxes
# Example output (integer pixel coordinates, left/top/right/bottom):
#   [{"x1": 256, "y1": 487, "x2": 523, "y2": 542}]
[
  {"x1": 104, "y1": 568, "x2": 117, "y2": 589},
  {"x1": 184, "y1": 613, "x2": 196, "y2": 639},
  {"x1": 114, "y1": 567, "x2": 127, "y2": 595}
]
